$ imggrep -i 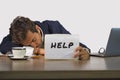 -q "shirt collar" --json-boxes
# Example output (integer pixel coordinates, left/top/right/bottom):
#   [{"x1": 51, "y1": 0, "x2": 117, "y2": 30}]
[{"x1": 39, "y1": 26, "x2": 44, "y2": 42}]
